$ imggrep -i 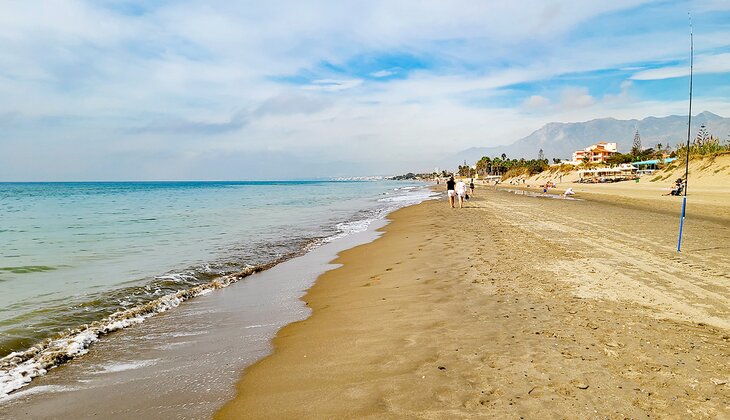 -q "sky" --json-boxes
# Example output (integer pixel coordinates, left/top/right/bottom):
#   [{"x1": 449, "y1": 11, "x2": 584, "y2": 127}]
[{"x1": 1, "y1": 0, "x2": 730, "y2": 180}]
